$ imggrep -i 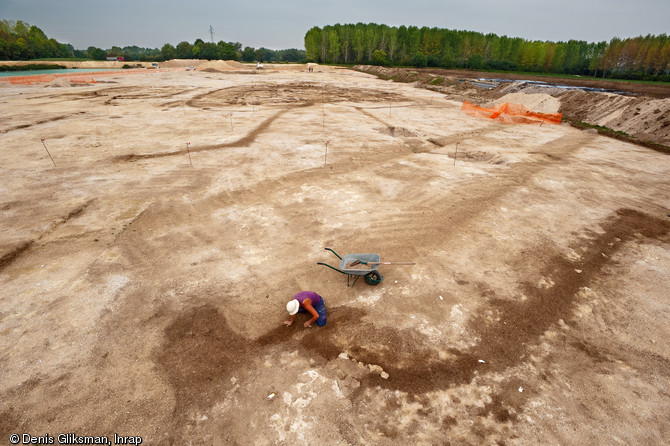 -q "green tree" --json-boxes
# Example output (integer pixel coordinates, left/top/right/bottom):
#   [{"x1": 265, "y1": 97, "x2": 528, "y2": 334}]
[
  {"x1": 364, "y1": 24, "x2": 380, "y2": 61},
  {"x1": 277, "y1": 48, "x2": 306, "y2": 62},
  {"x1": 372, "y1": 49, "x2": 388, "y2": 66},
  {"x1": 387, "y1": 27, "x2": 398, "y2": 63},
  {"x1": 353, "y1": 26, "x2": 365, "y2": 62},
  {"x1": 161, "y1": 43, "x2": 176, "y2": 60},
  {"x1": 467, "y1": 54, "x2": 484, "y2": 69},
  {"x1": 304, "y1": 27, "x2": 321, "y2": 62},
  {"x1": 319, "y1": 27, "x2": 330, "y2": 62},
  {"x1": 87, "y1": 46, "x2": 106, "y2": 60},
  {"x1": 412, "y1": 53, "x2": 427, "y2": 67},
  {"x1": 396, "y1": 25, "x2": 409, "y2": 63},
  {"x1": 328, "y1": 29, "x2": 340, "y2": 62},
  {"x1": 340, "y1": 24, "x2": 353, "y2": 63},
  {"x1": 176, "y1": 41, "x2": 193, "y2": 59},
  {"x1": 242, "y1": 46, "x2": 256, "y2": 62},
  {"x1": 217, "y1": 41, "x2": 239, "y2": 60},
  {"x1": 255, "y1": 48, "x2": 266, "y2": 62}
]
